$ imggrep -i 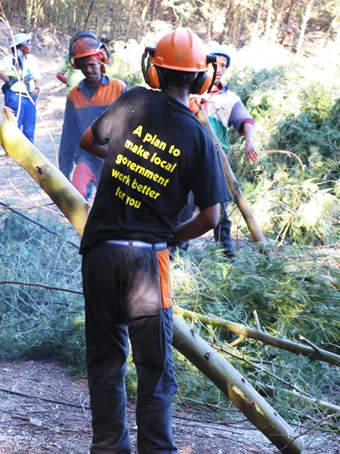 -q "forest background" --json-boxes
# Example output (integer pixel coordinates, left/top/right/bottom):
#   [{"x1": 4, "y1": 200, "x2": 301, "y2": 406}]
[{"x1": 0, "y1": 0, "x2": 340, "y2": 451}]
